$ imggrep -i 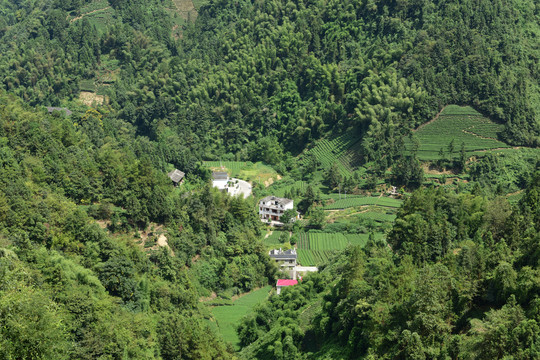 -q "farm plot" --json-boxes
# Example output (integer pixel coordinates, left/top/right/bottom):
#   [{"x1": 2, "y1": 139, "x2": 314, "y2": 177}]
[
  {"x1": 355, "y1": 212, "x2": 396, "y2": 222},
  {"x1": 324, "y1": 196, "x2": 402, "y2": 210},
  {"x1": 204, "y1": 161, "x2": 246, "y2": 171},
  {"x1": 345, "y1": 232, "x2": 385, "y2": 246},
  {"x1": 210, "y1": 286, "x2": 271, "y2": 348},
  {"x1": 406, "y1": 105, "x2": 510, "y2": 161},
  {"x1": 203, "y1": 161, "x2": 278, "y2": 184},
  {"x1": 296, "y1": 233, "x2": 348, "y2": 266},
  {"x1": 296, "y1": 232, "x2": 386, "y2": 265},
  {"x1": 297, "y1": 233, "x2": 348, "y2": 250},
  {"x1": 297, "y1": 249, "x2": 334, "y2": 266},
  {"x1": 305, "y1": 133, "x2": 361, "y2": 176},
  {"x1": 264, "y1": 231, "x2": 288, "y2": 247}
]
